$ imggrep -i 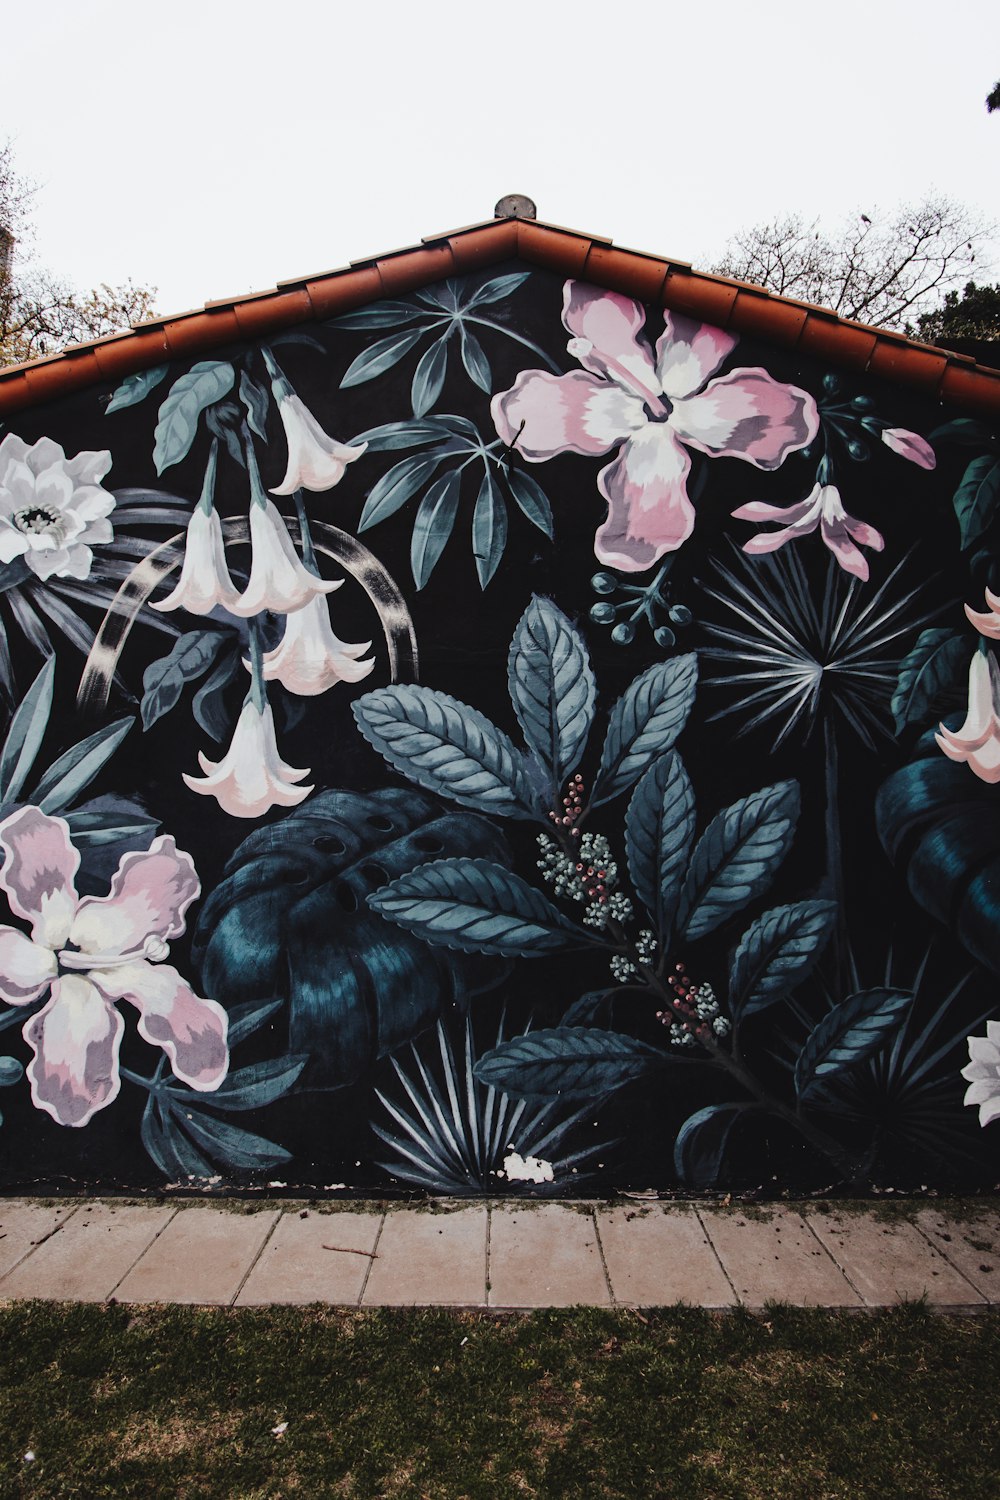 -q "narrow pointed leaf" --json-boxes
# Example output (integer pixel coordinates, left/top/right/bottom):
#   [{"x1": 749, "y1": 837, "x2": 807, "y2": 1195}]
[
  {"x1": 459, "y1": 325, "x2": 492, "y2": 392},
  {"x1": 153, "y1": 361, "x2": 235, "y2": 474},
  {"x1": 239, "y1": 369, "x2": 270, "y2": 438},
  {"x1": 474, "y1": 1026, "x2": 666, "y2": 1097},
  {"x1": 508, "y1": 597, "x2": 595, "y2": 786},
  {"x1": 340, "y1": 329, "x2": 425, "y2": 388},
  {"x1": 891, "y1": 628, "x2": 968, "y2": 734},
  {"x1": 359, "y1": 453, "x2": 444, "y2": 531},
  {"x1": 105, "y1": 364, "x2": 169, "y2": 414},
  {"x1": 0, "y1": 655, "x2": 54, "y2": 803},
  {"x1": 166, "y1": 1055, "x2": 306, "y2": 1112},
  {"x1": 411, "y1": 334, "x2": 450, "y2": 417},
  {"x1": 729, "y1": 900, "x2": 837, "y2": 1022},
  {"x1": 463, "y1": 272, "x2": 531, "y2": 308},
  {"x1": 472, "y1": 468, "x2": 507, "y2": 588},
  {"x1": 34, "y1": 718, "x2": 133, "y2": 813},
  {"x1": 506, "y1": 470, "x2": 554, "y2": 538},
  {"x1": 410, "y1": 470, "x2": 462, "y2": 589},
  {"x1": 331, "y1": 302, "x2": 427, "y2": 329},
  {"x1": 347, "y1": 419, "x2": 448, "y2": 452},
  {"x1": 175, "y1": 1106, "x2": 292, "y2": 1171},
  {"x1": 678, "y1": 781, "x2": 799, "y2": 942},
  {"x1": 625, "y1": 752, "x2": 695, "y2": 939},
  {"x1": 140, "y1": 629, "x2": 228, "y2": 731},
  {"x1": 795, "y1": 987, "x2": 913, "y2": 1101},
  {"x1": 593, "y1": 655, "x2": 698, "y2": 805}
]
